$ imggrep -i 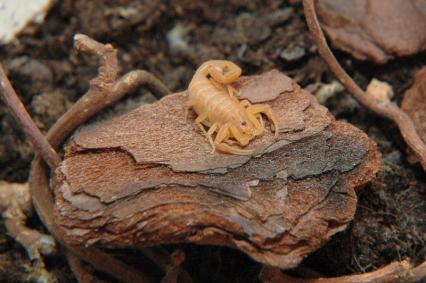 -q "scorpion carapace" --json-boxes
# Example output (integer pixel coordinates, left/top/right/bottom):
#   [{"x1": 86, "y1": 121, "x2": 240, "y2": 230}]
[{"x1": 186, "y1": 60, "x2": 279, "y2": 155}]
